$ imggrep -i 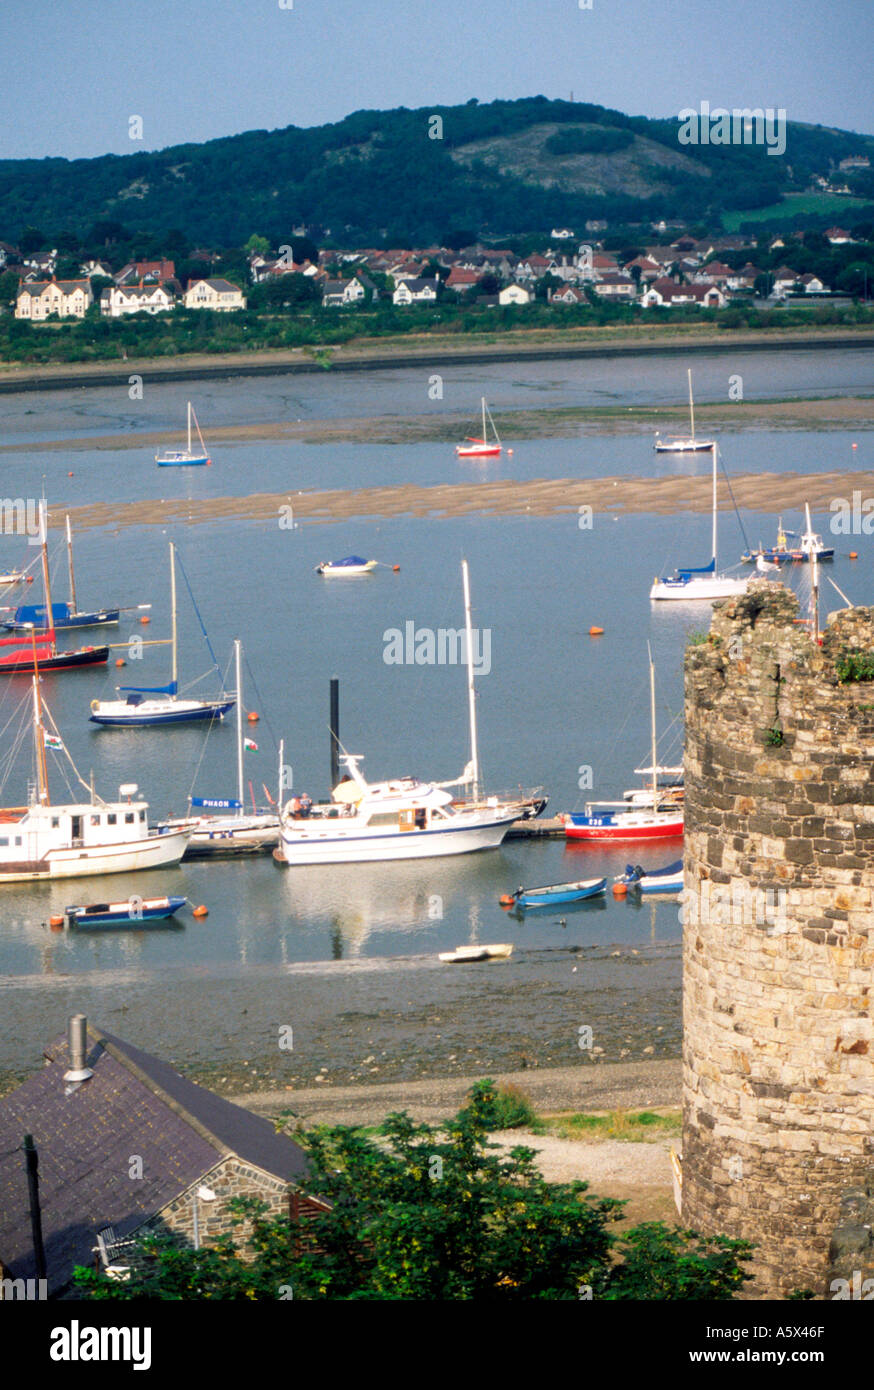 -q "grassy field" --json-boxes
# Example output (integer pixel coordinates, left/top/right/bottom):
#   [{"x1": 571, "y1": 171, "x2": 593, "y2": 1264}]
[{"x1": 722, "y1": 191, "x2": 866, "y2": 231}]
